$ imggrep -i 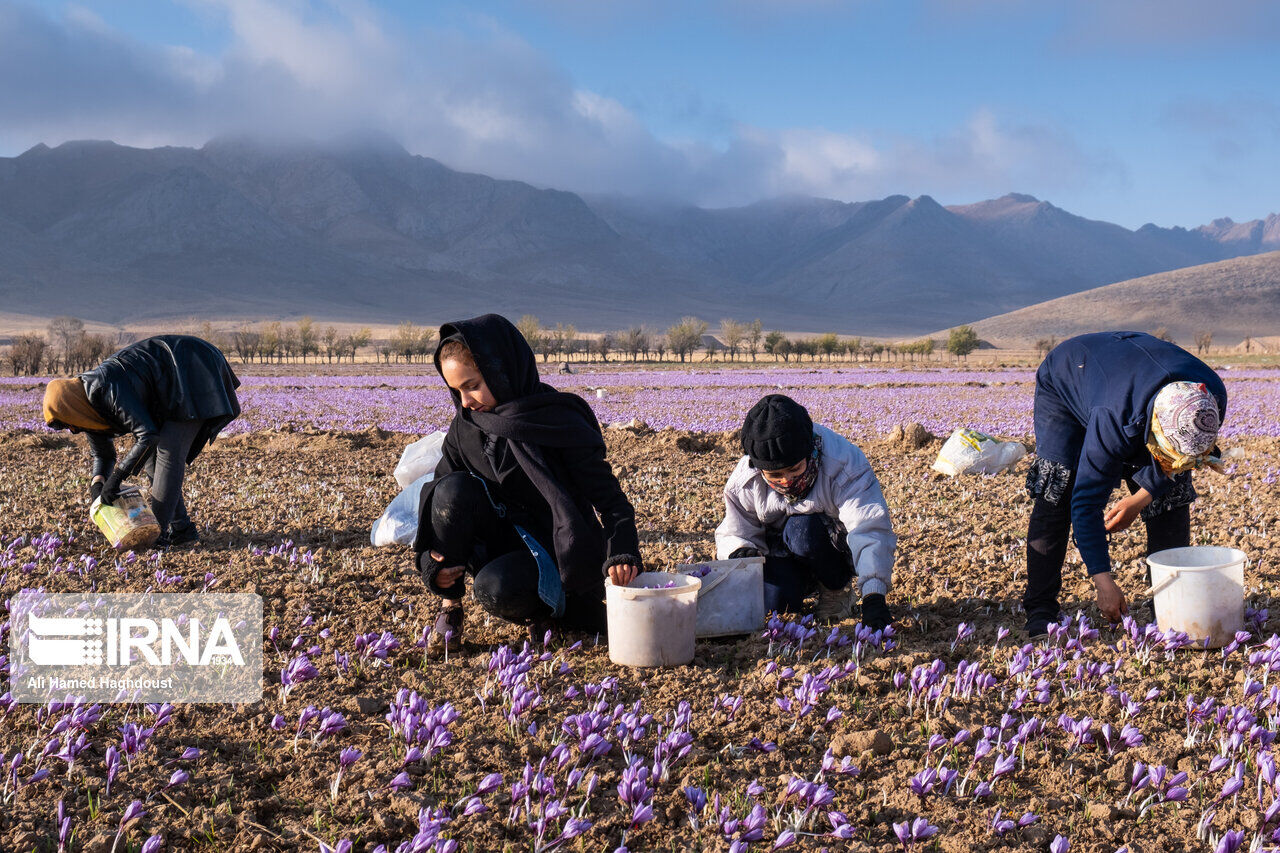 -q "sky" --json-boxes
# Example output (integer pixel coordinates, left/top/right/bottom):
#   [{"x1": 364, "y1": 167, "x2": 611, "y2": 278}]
[{"x1": 1, "y1": 0, "x2": 1278, "y2": 229}]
